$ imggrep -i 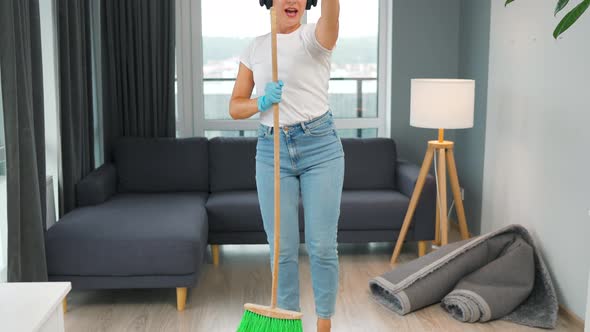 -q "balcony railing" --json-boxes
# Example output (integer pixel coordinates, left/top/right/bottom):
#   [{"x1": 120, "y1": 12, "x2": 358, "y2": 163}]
[{"x1": 176, "y1": 77, "x2": 378, "y2": 138}]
